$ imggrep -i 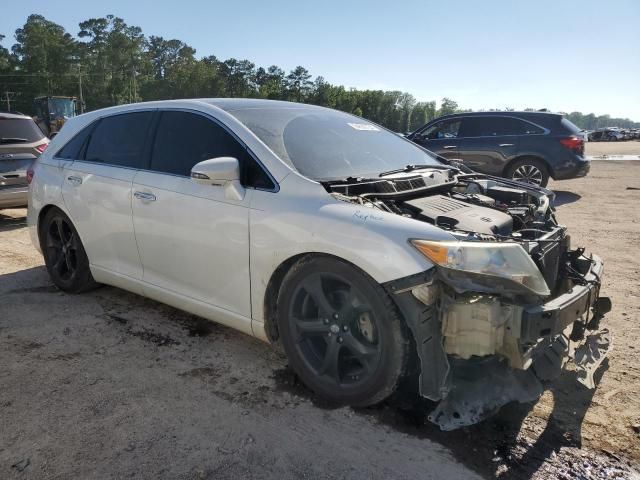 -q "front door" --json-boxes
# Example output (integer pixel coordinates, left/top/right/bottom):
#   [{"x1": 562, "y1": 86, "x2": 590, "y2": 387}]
[
  {"x1": 411, "y1": 118, "x2": 462, "y2": 161},
  {"x1": 61, "y1": 111, "x2": 154, "y2": 284},
  {"x1": 131, "y1": 110, "x2": 254, "y2": 318}
]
